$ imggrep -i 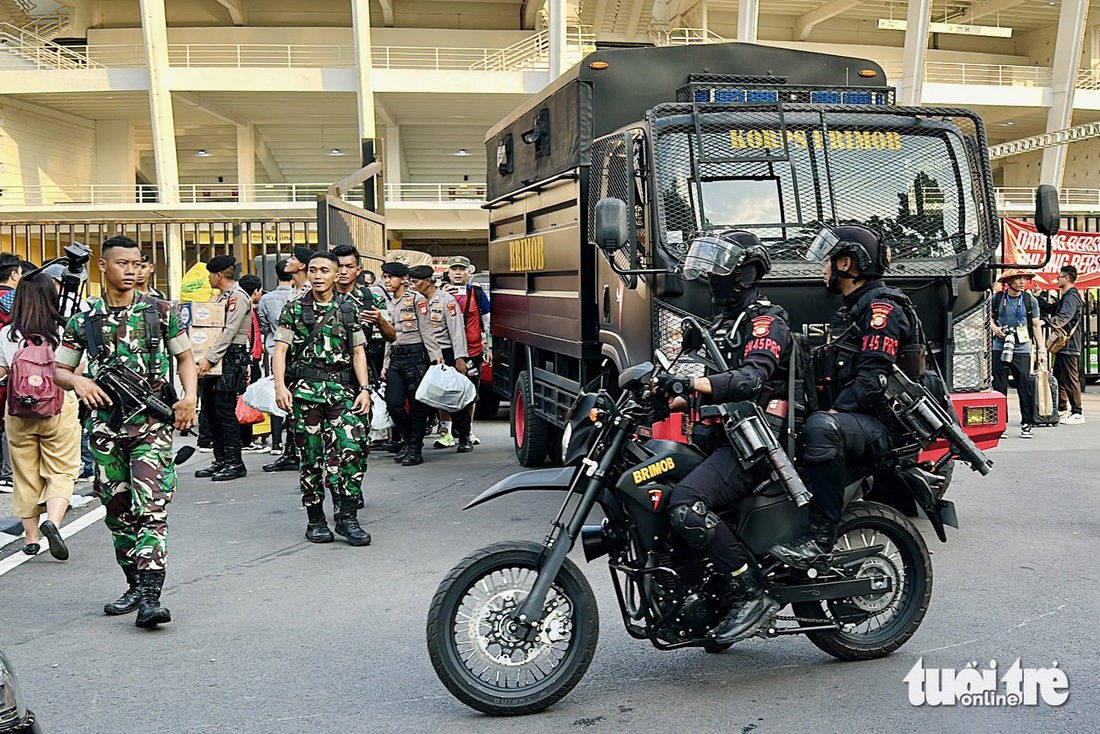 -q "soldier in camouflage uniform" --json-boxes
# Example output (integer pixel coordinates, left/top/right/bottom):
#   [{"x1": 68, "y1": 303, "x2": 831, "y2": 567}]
[
  {"x1": 54, "y1": 235, "x2": 198, "y2": 629},
  {"x1": 274, "y1": 251, "x2": 372, "y2": 546}
]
